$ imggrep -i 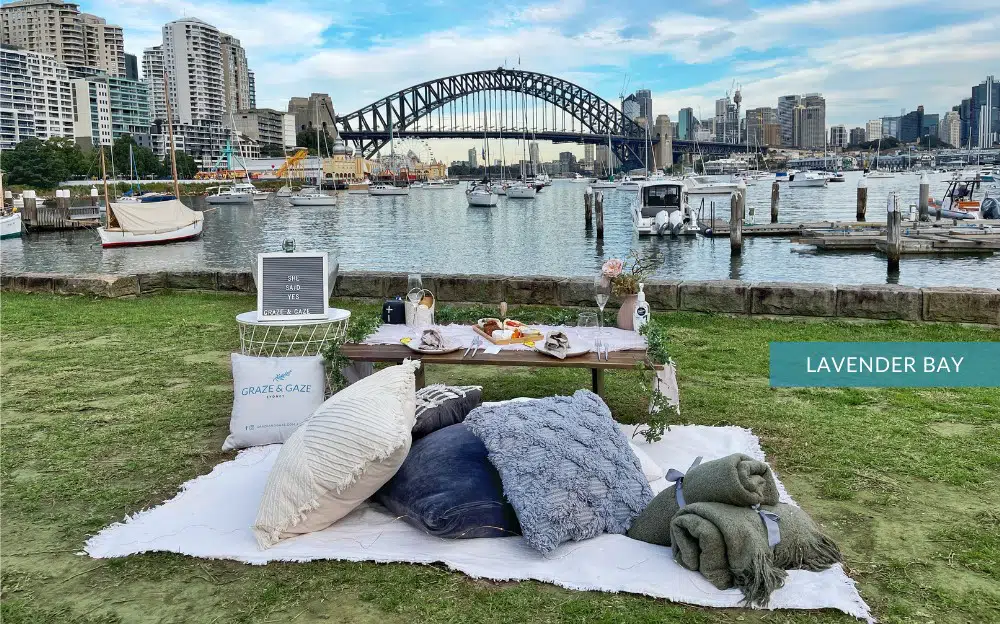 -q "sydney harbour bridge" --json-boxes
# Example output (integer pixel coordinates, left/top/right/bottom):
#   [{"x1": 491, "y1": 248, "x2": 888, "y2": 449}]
[{"x1": 335, "y1": 68, "x2": 760, "y2": 171}]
